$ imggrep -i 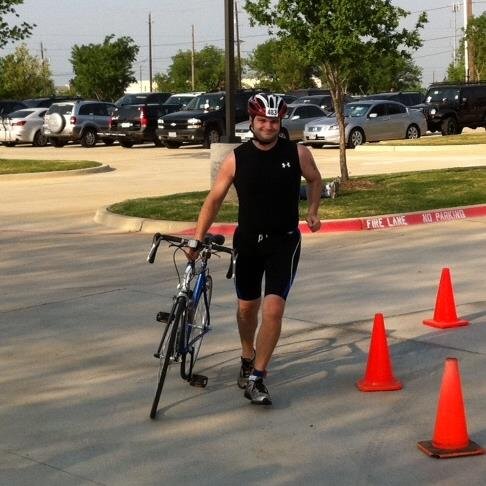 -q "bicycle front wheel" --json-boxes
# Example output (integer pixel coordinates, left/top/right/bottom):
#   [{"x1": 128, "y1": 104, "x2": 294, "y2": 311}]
[
  {"x1": 150, "y1": 298, "x2": 185, "y2": 419},
  {"x1": 181, "y1": 275, "x2": 212, "y2": 379}
]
